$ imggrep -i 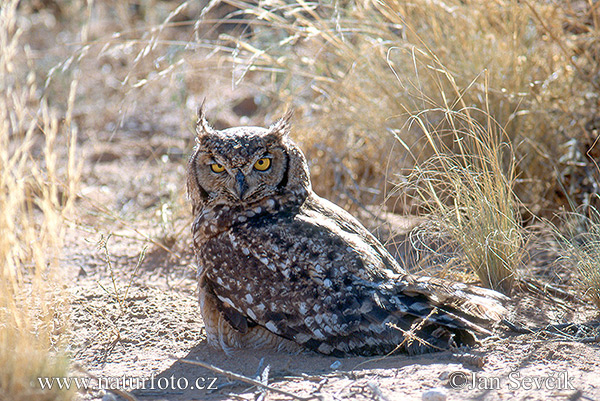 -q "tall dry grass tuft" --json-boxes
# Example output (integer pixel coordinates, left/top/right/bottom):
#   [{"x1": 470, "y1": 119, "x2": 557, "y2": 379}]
[
  {"x1": 0, "y1": 1, "x2": 78, "y2": 400},
  {"x1": 400, "y1": 105, "x2": 523, "y2": 294},
  {"x1": 386, "y1": 47, "x2": 524, "y2": 294},
  {"x1": 557, "y1": 206, "x2": 600, "y2": 308}
]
